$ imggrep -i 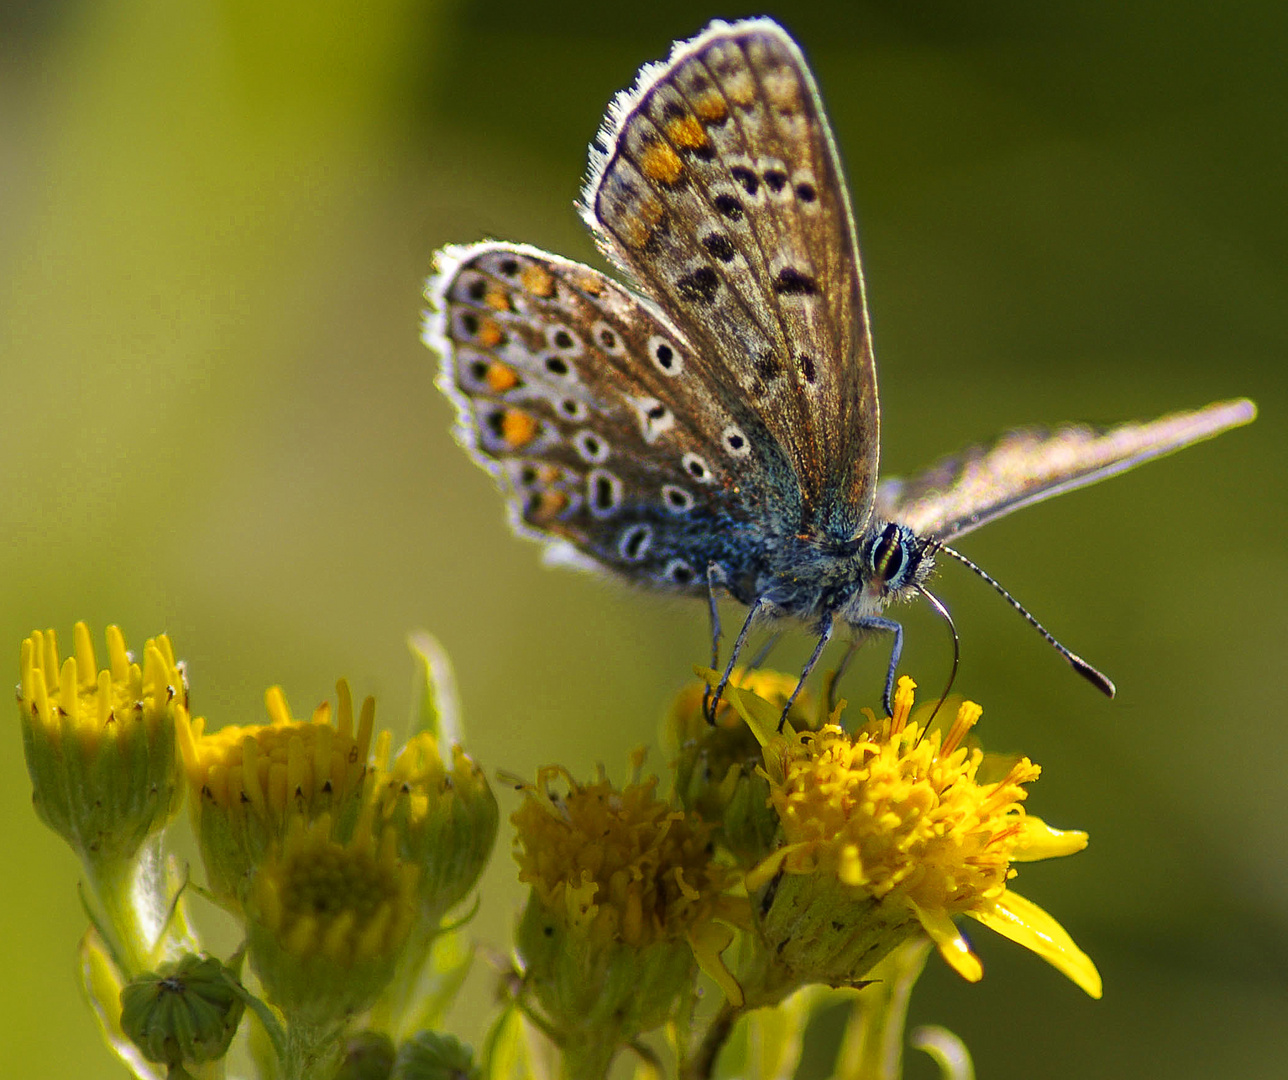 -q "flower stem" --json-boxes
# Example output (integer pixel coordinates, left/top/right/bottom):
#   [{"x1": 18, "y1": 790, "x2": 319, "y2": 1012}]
[
  {"x1": 835, "y1": 937, "x2": 933, "y2": 1080},
  {"x1": 683, "y1": 1002, "x2": 743, "y2": 1080},
  {"x1": 281, "y1": 1018, "x2": 347, "y2": 1080}
]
